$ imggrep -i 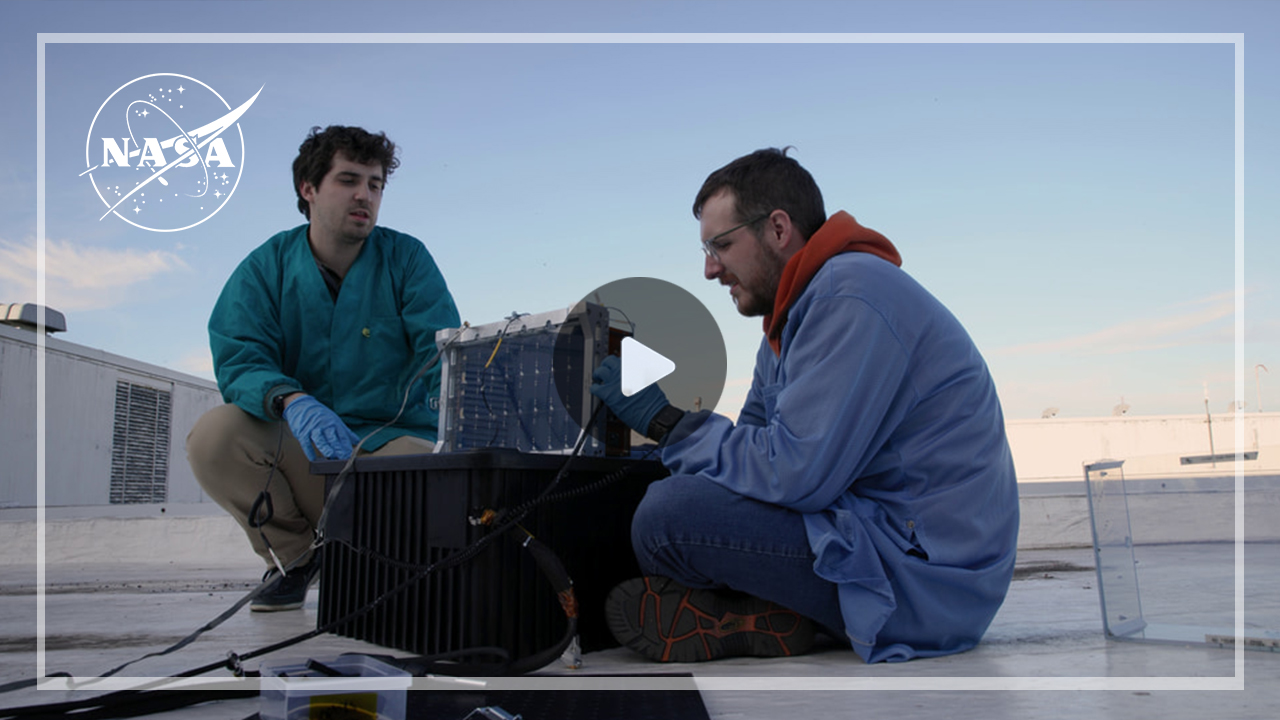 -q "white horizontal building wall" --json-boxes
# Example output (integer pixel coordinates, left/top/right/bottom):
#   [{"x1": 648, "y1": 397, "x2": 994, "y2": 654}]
[
  {"x1": 0, "y1": 323, "x2": 222, "y2": 512},
  {"x1": 1006, "y1": 413, "x2": 1278, "y2": 482},
  {"x1": 2, "y1": 319, "x2": 1276, "y2": 553}
]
